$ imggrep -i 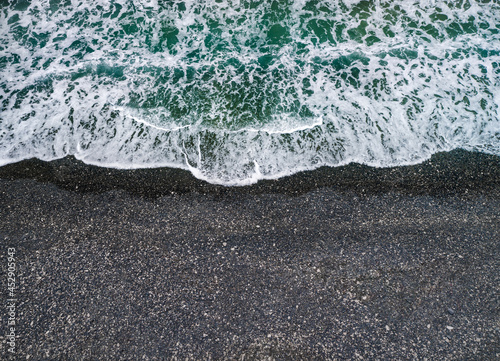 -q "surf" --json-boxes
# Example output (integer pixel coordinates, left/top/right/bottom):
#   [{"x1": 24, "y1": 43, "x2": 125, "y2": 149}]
[{"x1": 1, "y1": 0, "x2": 499, "y2": 184}]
